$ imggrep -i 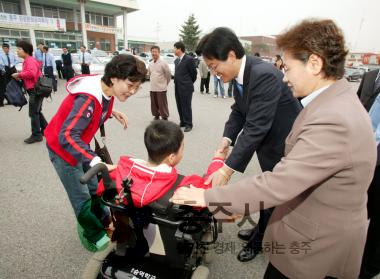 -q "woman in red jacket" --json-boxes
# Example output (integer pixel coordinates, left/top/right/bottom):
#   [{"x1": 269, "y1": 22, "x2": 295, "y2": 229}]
[
  {"x1": 12, "y1": 41, "x2": 46, "y2": 144},
  {"x1": 44, "y1": 54, "x2": 147, "y2": 251}
]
